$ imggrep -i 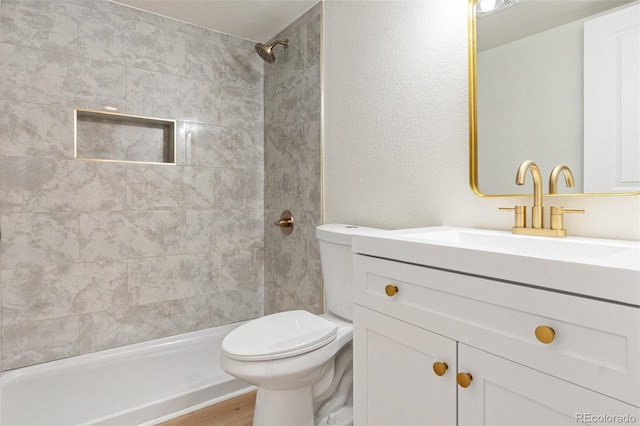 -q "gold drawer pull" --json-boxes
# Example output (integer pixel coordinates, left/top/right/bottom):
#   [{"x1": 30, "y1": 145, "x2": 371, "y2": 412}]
[
  {"x1": 384, "y1": 285, "x2": 399, "y2": 297},
  {"x1": 535, "y1": 326, "x2": 555, "y2": 344},
  {"x1": 456, "y1": 372, "x2": 473, "y2": 388},
  {"x1": 433, "y1": 362, "x2": 448, "y2": 377}
]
